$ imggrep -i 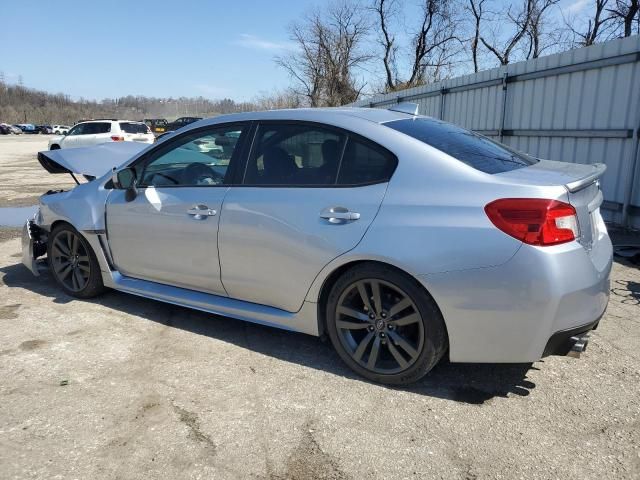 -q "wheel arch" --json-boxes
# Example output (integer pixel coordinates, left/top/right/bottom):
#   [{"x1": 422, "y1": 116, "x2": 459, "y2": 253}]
[{"x1": 315, "y1": 258, "x2": 449, "y2": 352}]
